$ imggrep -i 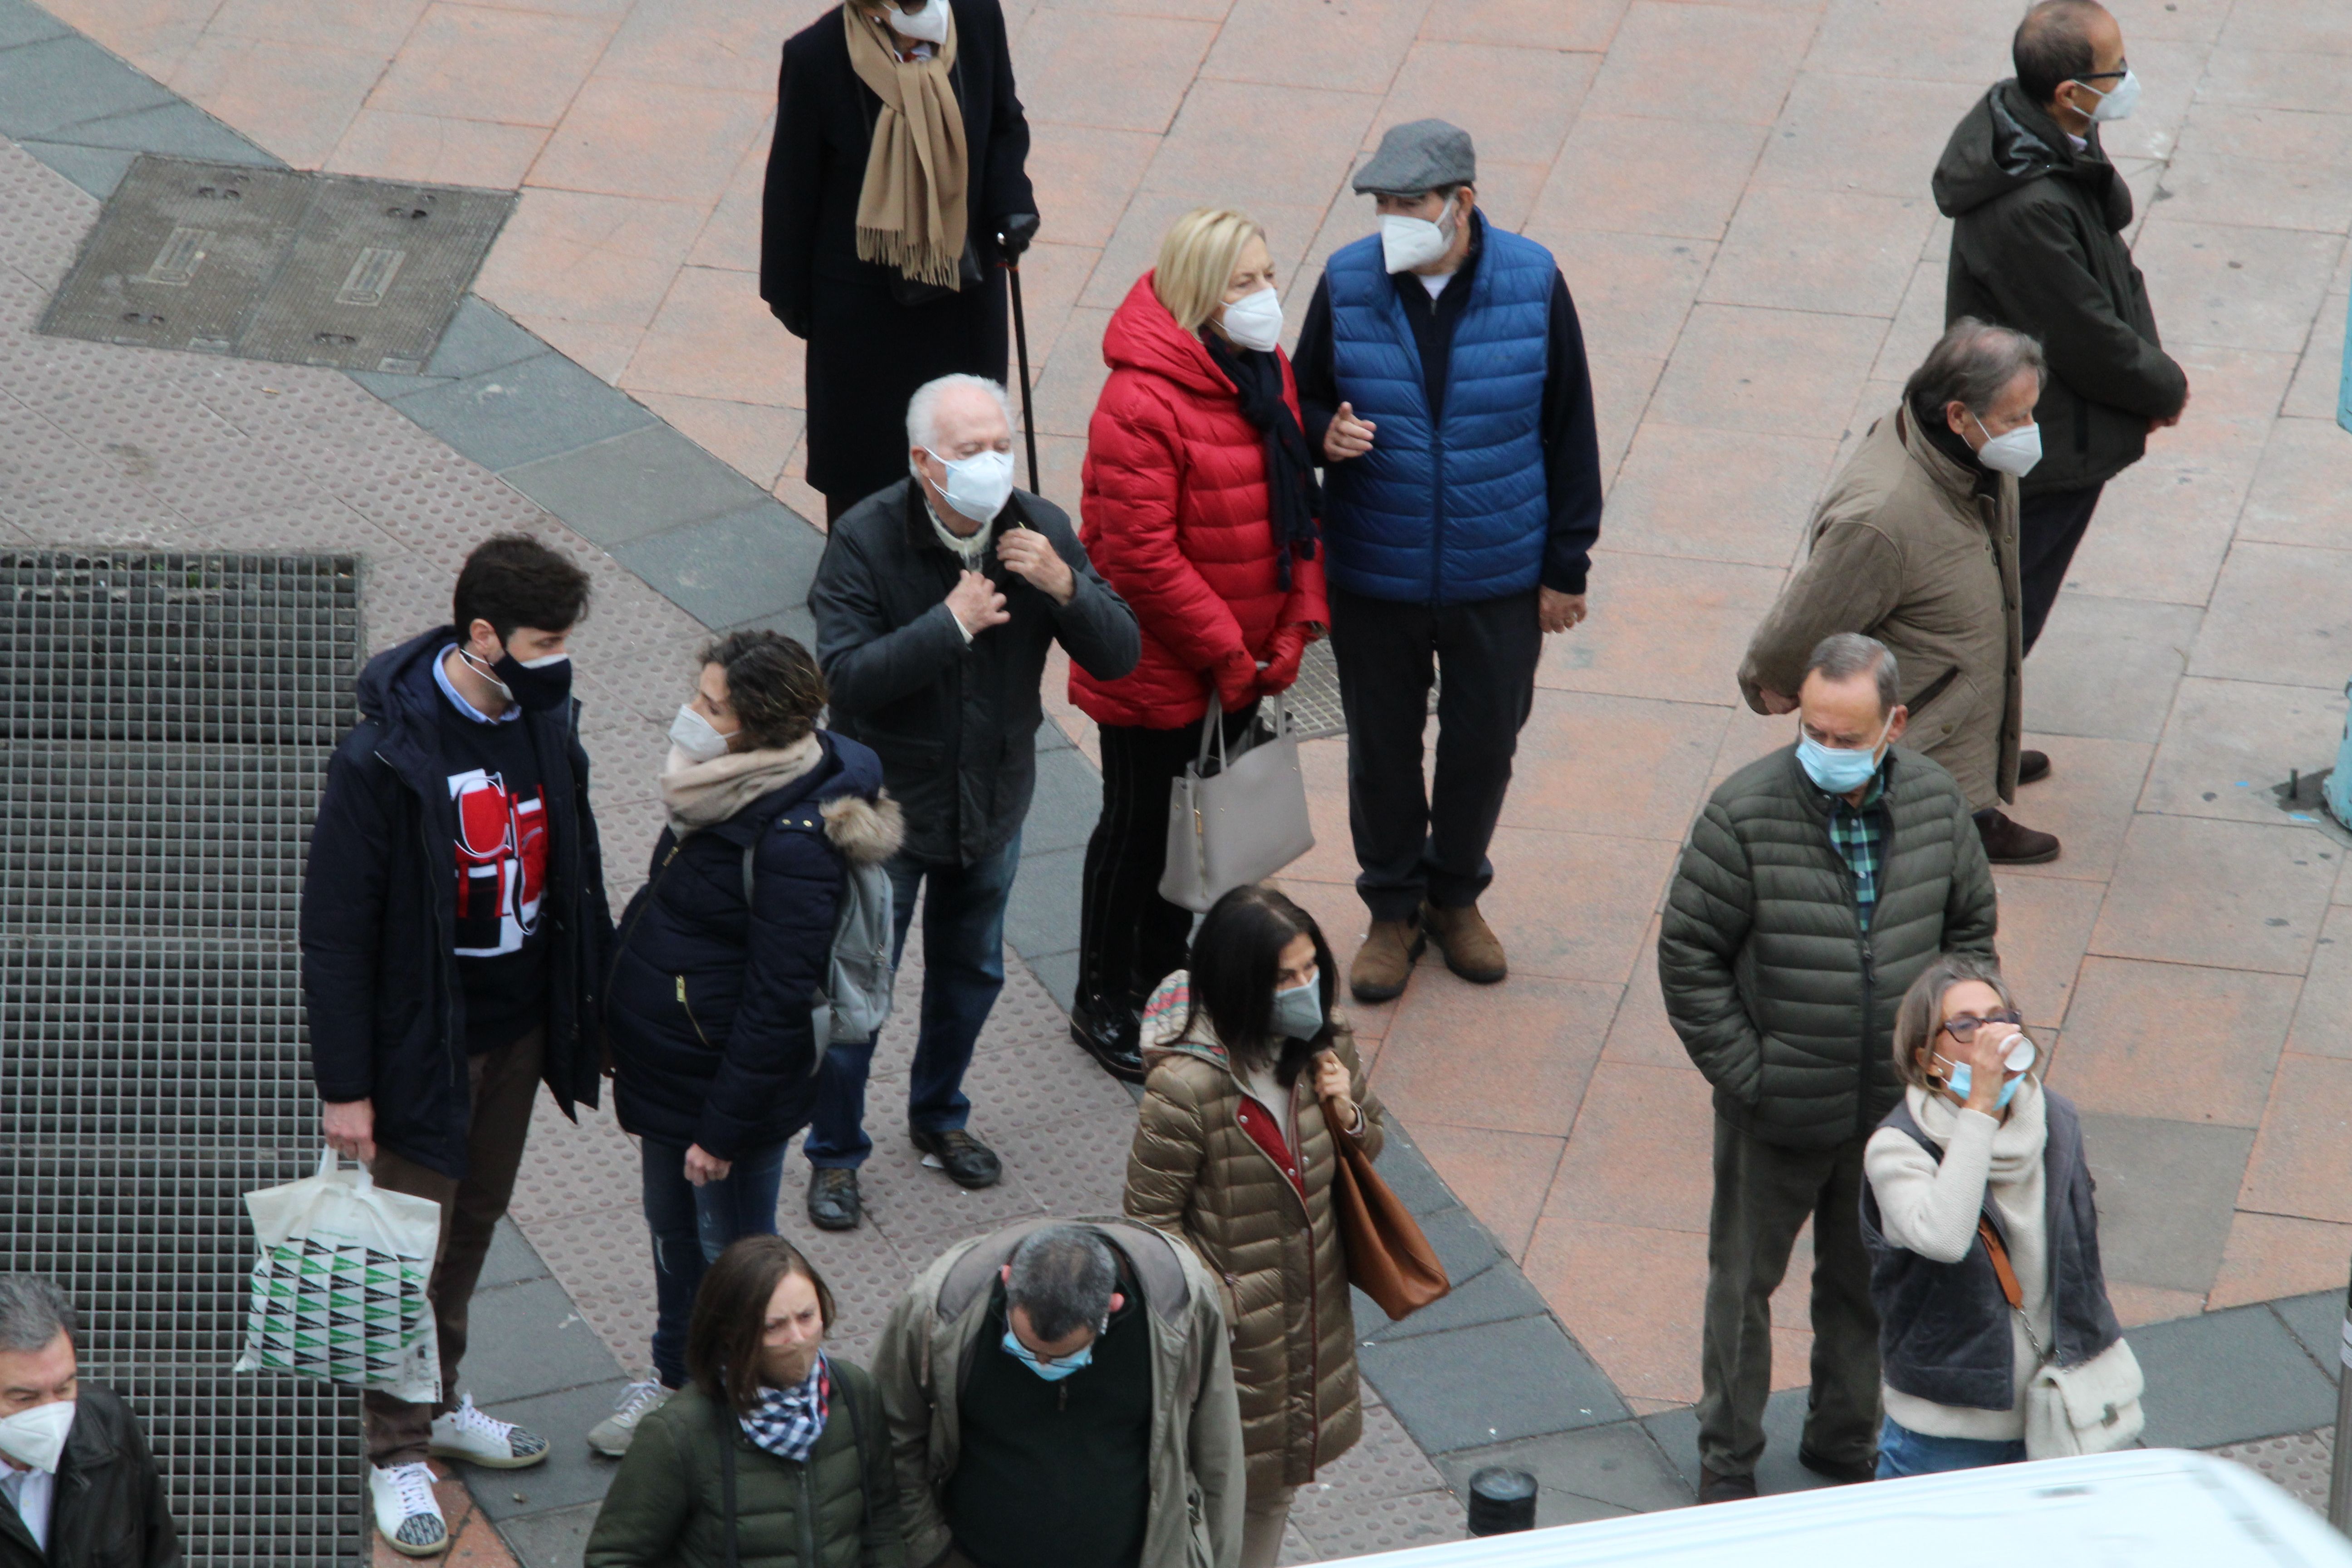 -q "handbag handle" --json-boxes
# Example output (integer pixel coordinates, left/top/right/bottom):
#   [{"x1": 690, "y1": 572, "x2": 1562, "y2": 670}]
[
  {"x1": 317, "y1": 1145, "x2": 373, "y2": 1193},
  {"x1": 1193, "y1": 690, "x2": 1291, "y2": 772}
]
